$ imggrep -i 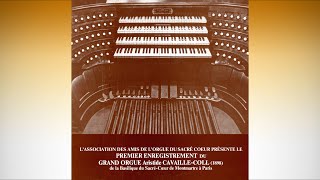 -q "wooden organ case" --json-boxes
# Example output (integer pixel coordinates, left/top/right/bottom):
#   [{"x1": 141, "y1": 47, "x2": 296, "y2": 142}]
[{"x1": 72, "y1": 0, "x2": 248, "y2": 134}]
